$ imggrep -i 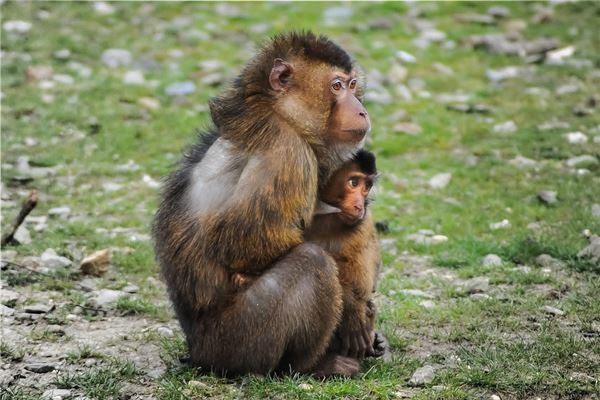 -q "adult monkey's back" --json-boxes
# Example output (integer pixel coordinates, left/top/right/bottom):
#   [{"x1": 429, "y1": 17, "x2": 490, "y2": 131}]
[{"x1": 152, "y1": 32, "x2": 371, "y2": 377}]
